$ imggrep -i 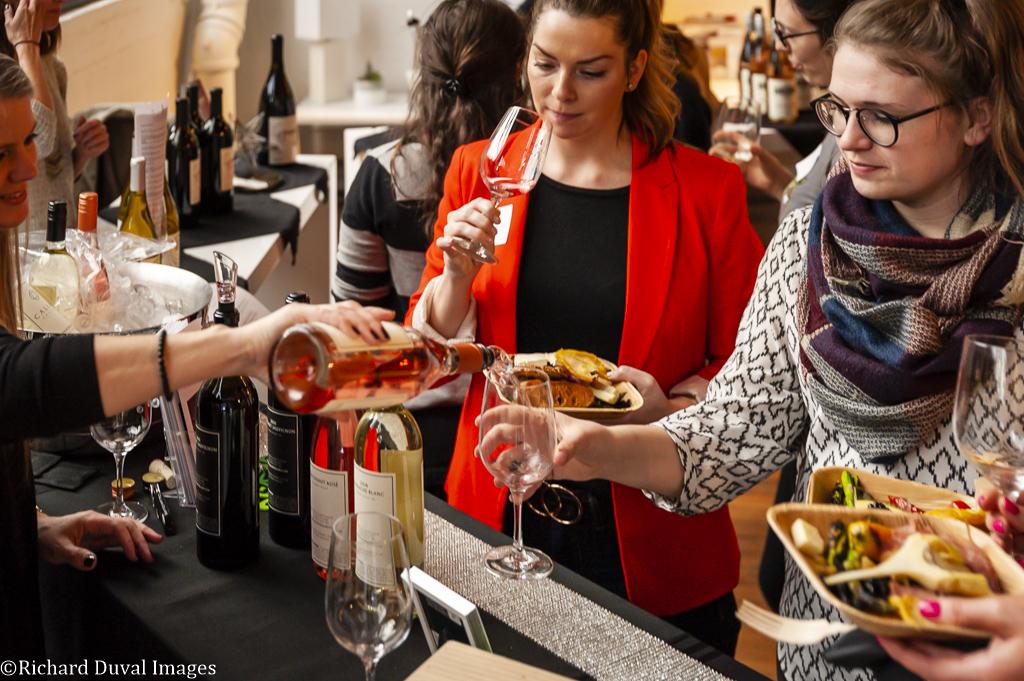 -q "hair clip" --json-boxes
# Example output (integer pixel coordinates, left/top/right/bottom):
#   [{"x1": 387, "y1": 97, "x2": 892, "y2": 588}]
[{"x1": 443, "y1": 77, "x2": 465, "y2": 98}]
